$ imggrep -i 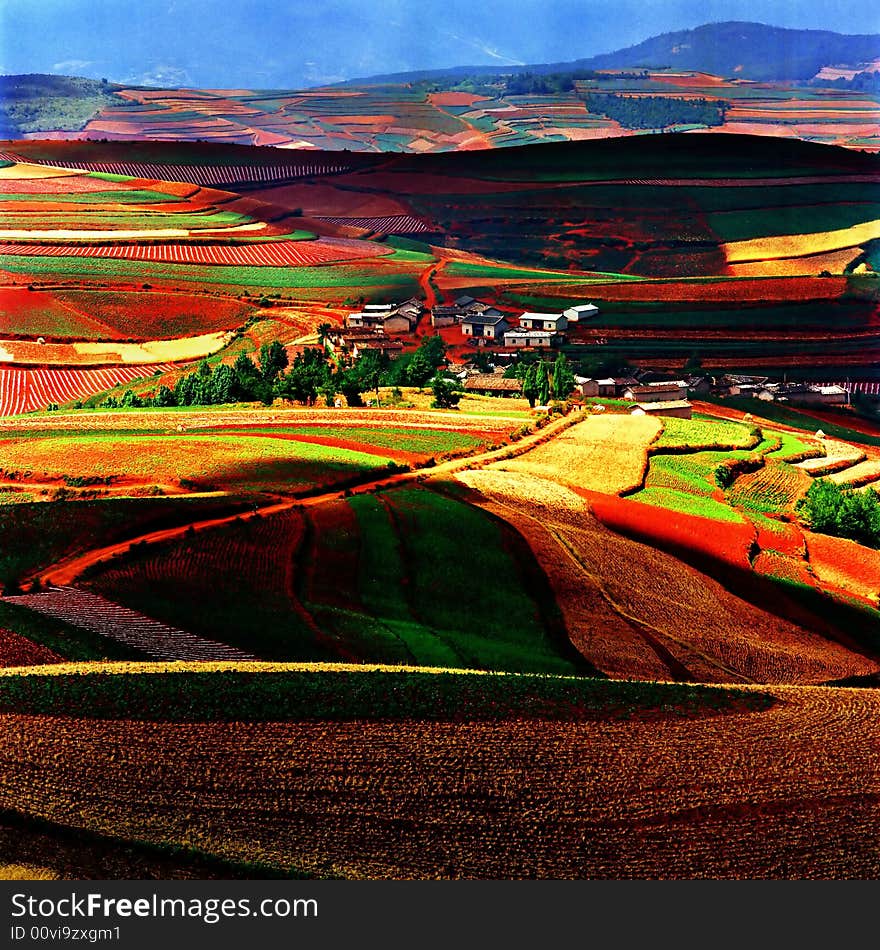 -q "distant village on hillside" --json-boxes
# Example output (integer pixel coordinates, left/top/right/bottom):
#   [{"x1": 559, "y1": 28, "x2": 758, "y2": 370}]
[{"x1": 331, "y1": 295, "x2": 856, "y2": 419}]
